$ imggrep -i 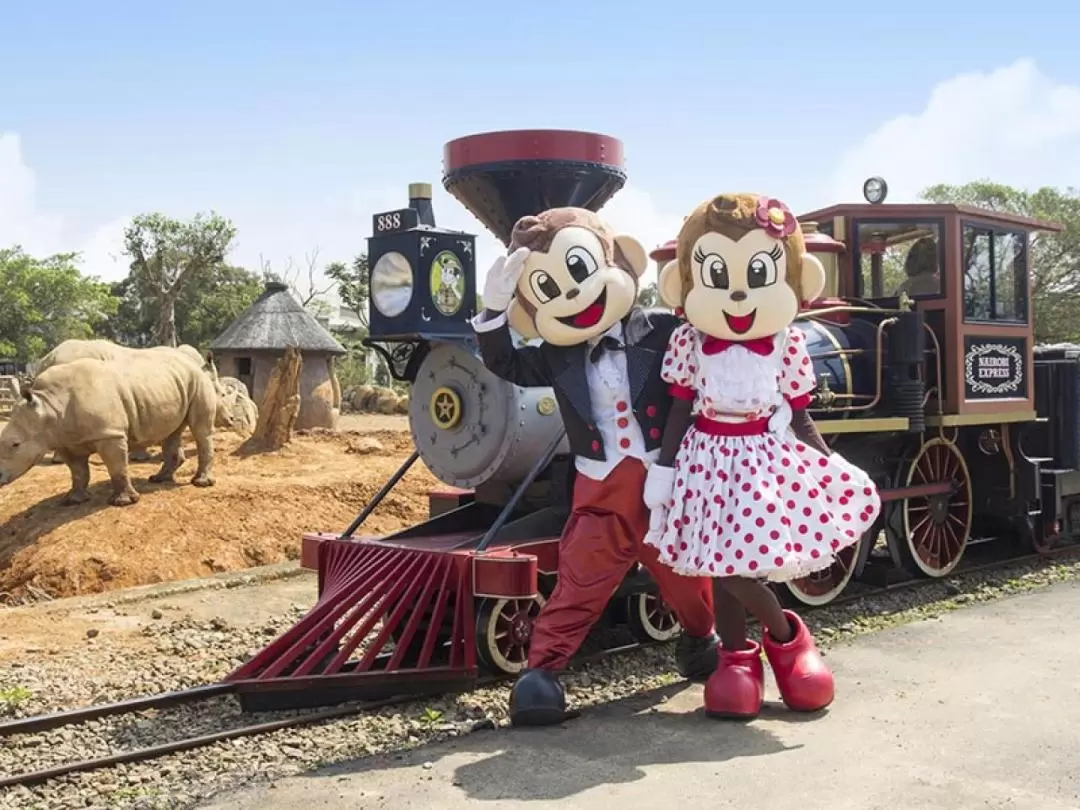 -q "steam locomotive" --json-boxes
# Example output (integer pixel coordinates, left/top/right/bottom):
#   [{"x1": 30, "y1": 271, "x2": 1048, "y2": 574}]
[{"x1": 224, "y1": 131, "x2": 1079, "y2": 711}]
